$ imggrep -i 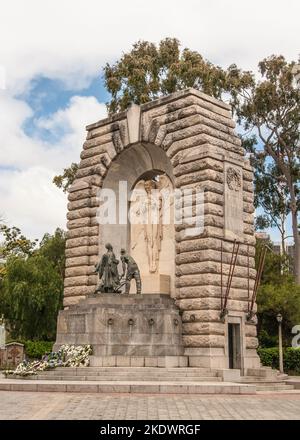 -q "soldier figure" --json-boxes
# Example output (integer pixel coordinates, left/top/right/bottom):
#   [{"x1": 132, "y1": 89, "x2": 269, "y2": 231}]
[
  {"x1": 120, "y1": 249, "x2": 142, "y2": 294},
  {"x1": 95, "y1": 243, "x2": 120, "y2": 293}
]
